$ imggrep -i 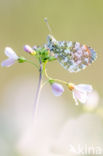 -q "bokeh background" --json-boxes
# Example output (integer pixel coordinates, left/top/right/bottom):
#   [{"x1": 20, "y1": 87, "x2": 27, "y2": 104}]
[{"x1": 0, "y1": 0, "x2": 103, "y2": 155}]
